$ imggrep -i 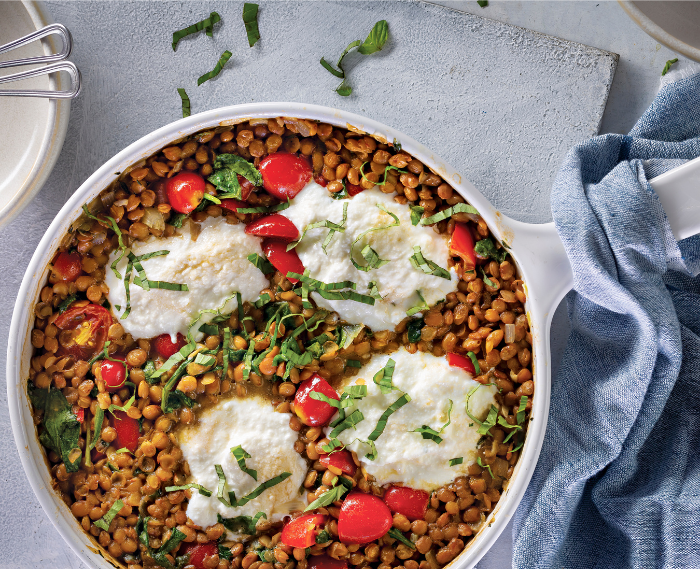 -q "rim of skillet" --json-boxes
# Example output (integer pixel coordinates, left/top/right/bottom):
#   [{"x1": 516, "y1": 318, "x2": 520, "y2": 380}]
[{"x1": 7, "y1": 102, "x2": 550, "y2": 569}]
